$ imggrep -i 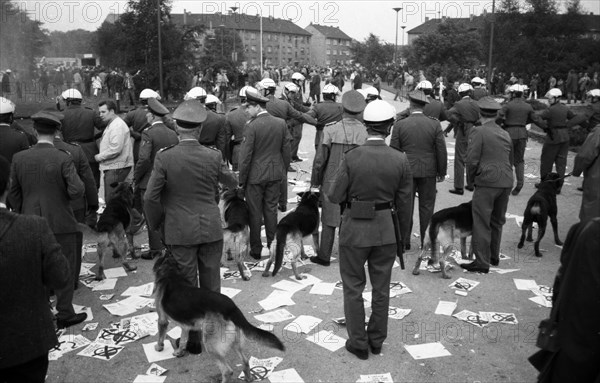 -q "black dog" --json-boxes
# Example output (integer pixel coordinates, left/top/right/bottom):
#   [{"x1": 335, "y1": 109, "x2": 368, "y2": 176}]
[
  {"x1": 94, "y1": 182, "x2": 137, "y2": 279},
  {"x1": 518, "y1": 173, "x2": 563, "y2": 257},
  {"x1": 263, "y1": 191, "x2": 320, "y2": 280},
  {"x1": 153, "y1": 253, "x2": 284, "y2": 383},
  {"x1": 219, "y1": 188, "x2": 252, "y2": 280}
]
